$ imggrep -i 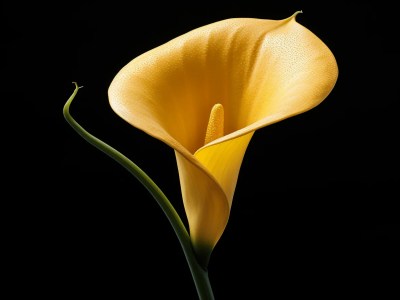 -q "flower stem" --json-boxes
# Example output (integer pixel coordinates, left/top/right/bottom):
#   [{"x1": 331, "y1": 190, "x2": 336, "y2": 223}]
[{"x1": 63, "y1": 82, "x2": 215, "y2": 300}]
